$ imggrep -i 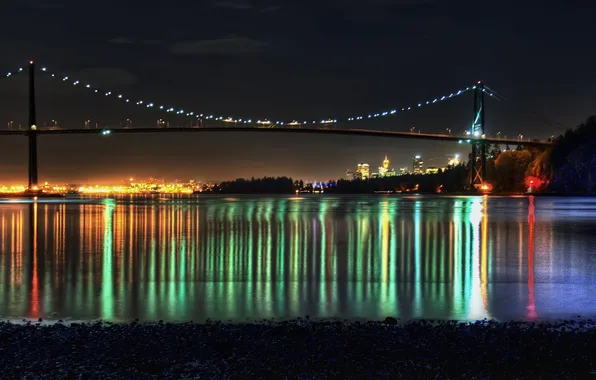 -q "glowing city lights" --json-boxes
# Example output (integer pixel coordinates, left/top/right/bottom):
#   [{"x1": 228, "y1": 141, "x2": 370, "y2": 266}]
[{"x1": 0, "y1": 178, "x2": 205, "y2": 195}]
